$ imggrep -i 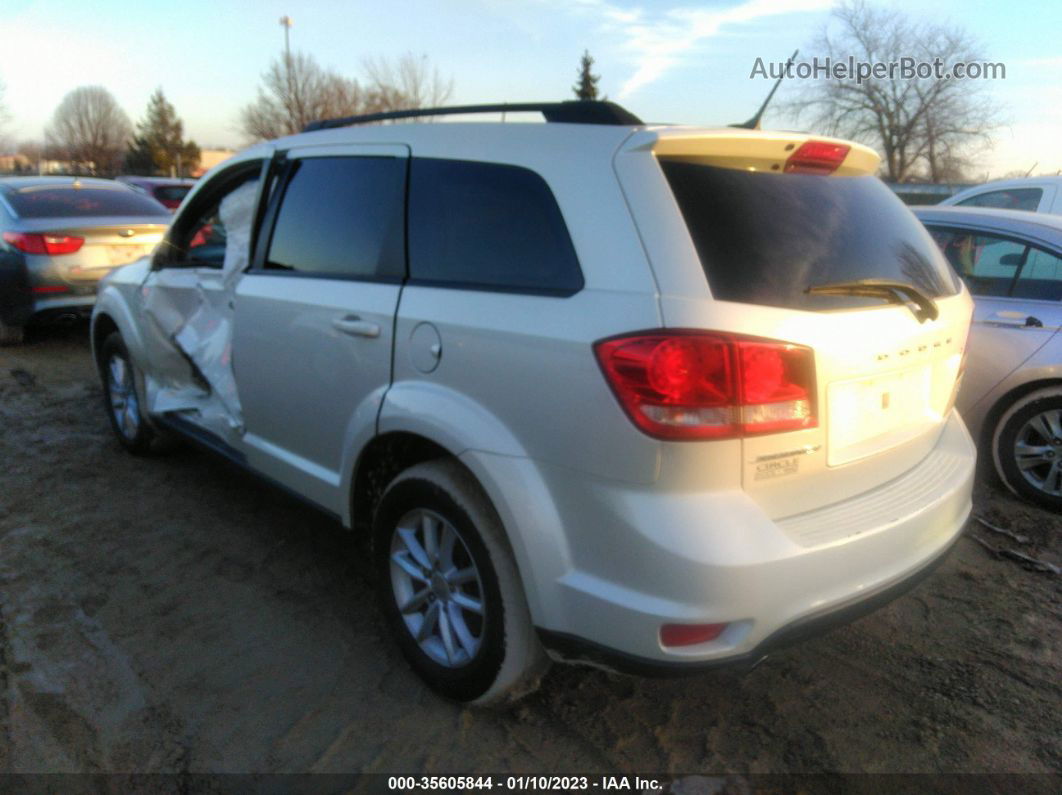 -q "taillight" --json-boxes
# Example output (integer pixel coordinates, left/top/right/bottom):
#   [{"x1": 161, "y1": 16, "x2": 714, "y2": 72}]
[
  {"x1": 660, "y1": 623, "x2": 729, "y2": 647},
  {"x1": 3, "y1": 232, "x2": 85, "y2": 255},
  {"x1": 784, "y1": 140, "x2": 850, "y2": 175},
  {"x1": 594, "y1": 330, "x2": 817, "y2": 440}
]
